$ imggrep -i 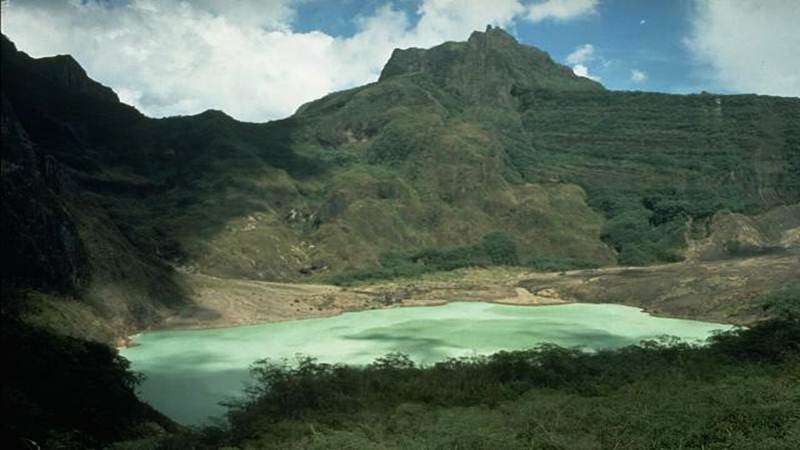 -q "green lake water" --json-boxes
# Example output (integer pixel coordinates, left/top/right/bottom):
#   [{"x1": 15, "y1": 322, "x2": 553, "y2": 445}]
[{"x1": 120, "y1": 302, "x2": 732, "y2": 425}]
